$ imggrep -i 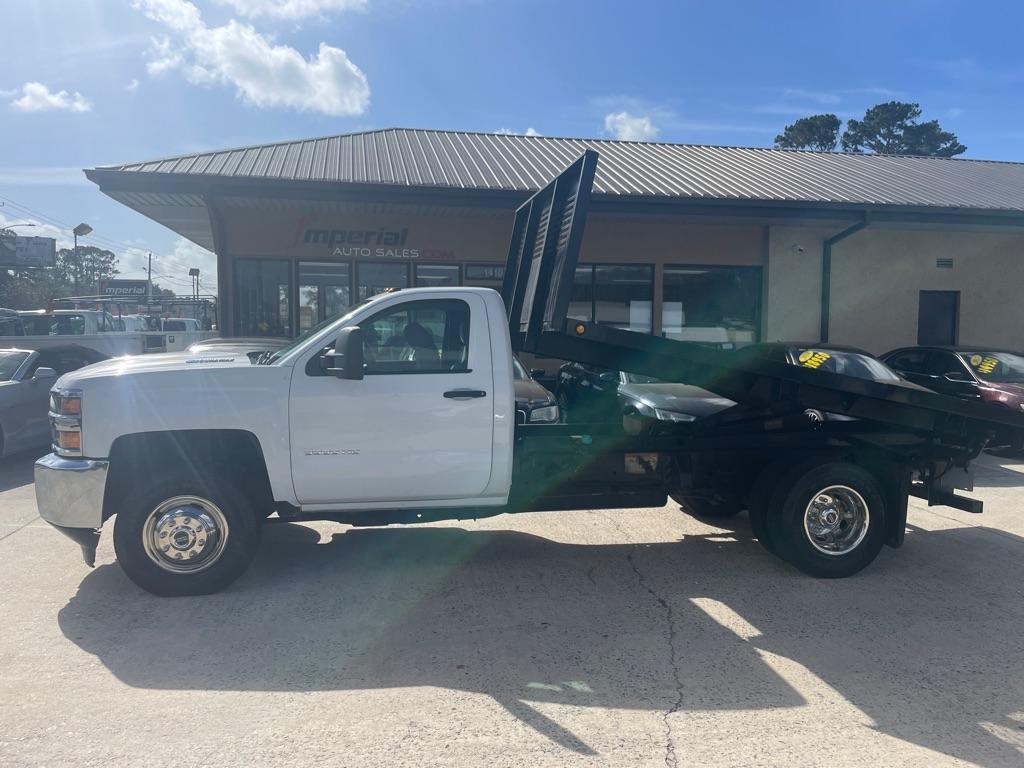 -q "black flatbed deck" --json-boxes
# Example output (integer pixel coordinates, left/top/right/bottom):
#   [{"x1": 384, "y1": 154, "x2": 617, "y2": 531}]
[{"x1": 501, "y1": 151, "x2": 1024, "y2": 449}]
